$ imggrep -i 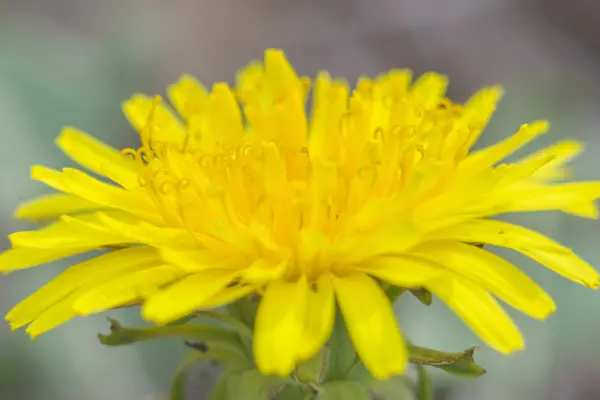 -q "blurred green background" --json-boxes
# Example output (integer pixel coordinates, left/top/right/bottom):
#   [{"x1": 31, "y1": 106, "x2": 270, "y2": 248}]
[{"x1": 1, "y1": 1, "x2": 600, "y2": 399}]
